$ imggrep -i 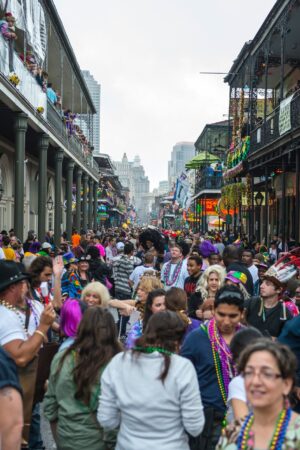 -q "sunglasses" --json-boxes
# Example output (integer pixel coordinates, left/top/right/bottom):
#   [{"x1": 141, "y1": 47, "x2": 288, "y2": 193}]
[
  {"x1": 217, "y1": 291, "x2": 244, "y2": 301},
  {"x1": 78, "y1": 255, "x2": 91, "y2": 261}
]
